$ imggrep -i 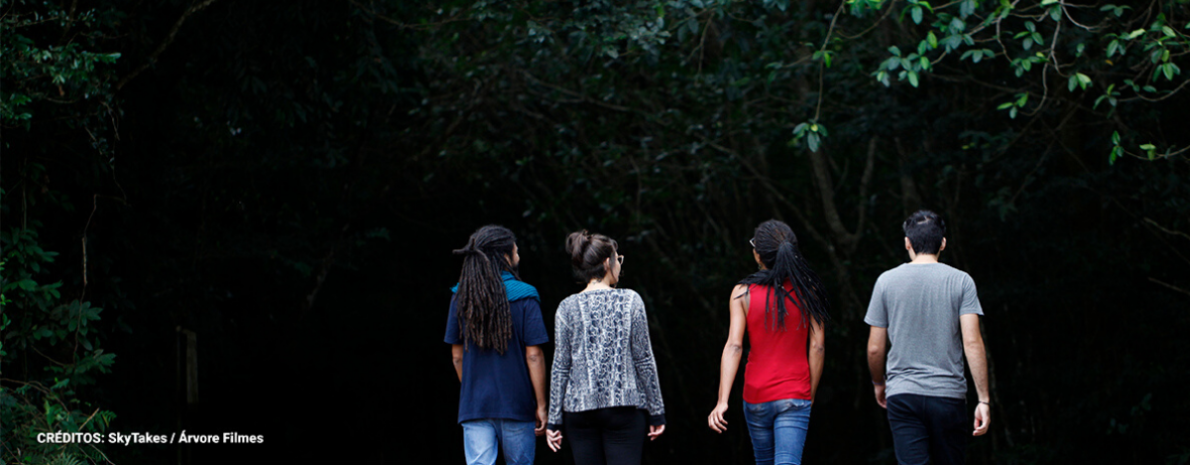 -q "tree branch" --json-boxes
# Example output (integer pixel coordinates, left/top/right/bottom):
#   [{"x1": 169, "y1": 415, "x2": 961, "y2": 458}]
[
  {"x1": 807, "y1": 146, "x2": 860, "y2": 252},
  {"x1": 1149, "y1": 277, "x2": 1190, "y2": 298},
  {"x1": 115, "y1": 0, "x2": 219, "y2": 91}
]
